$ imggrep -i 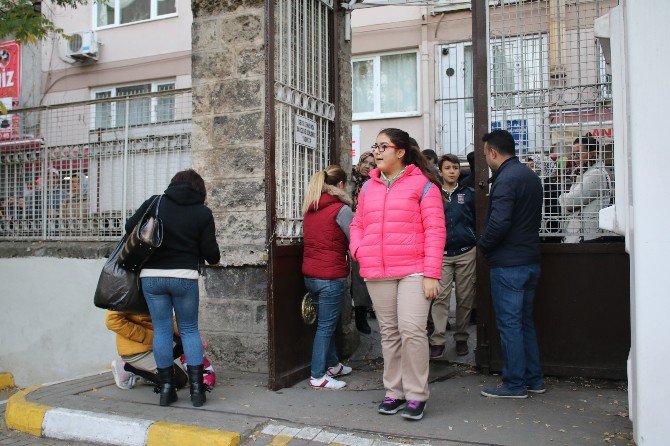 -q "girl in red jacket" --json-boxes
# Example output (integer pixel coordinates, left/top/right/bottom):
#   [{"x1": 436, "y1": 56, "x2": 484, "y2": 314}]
[
  {"x1": 350, "y1": 128, "x2": 446, "y2": 420},
  {"x1": 302, "y1": 164, "x2": 355, "y2": 389}
]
